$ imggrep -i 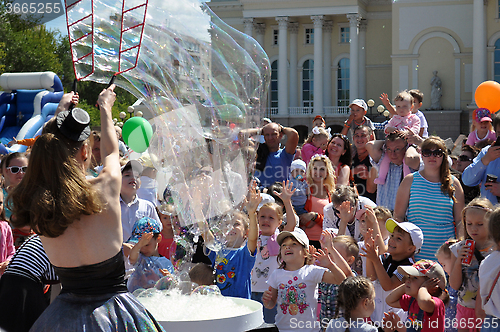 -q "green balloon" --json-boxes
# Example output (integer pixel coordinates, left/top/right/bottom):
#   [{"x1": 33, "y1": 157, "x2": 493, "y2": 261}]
[{"x1": 122, "y1": 117, "x2": 153, "y2": 153}]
